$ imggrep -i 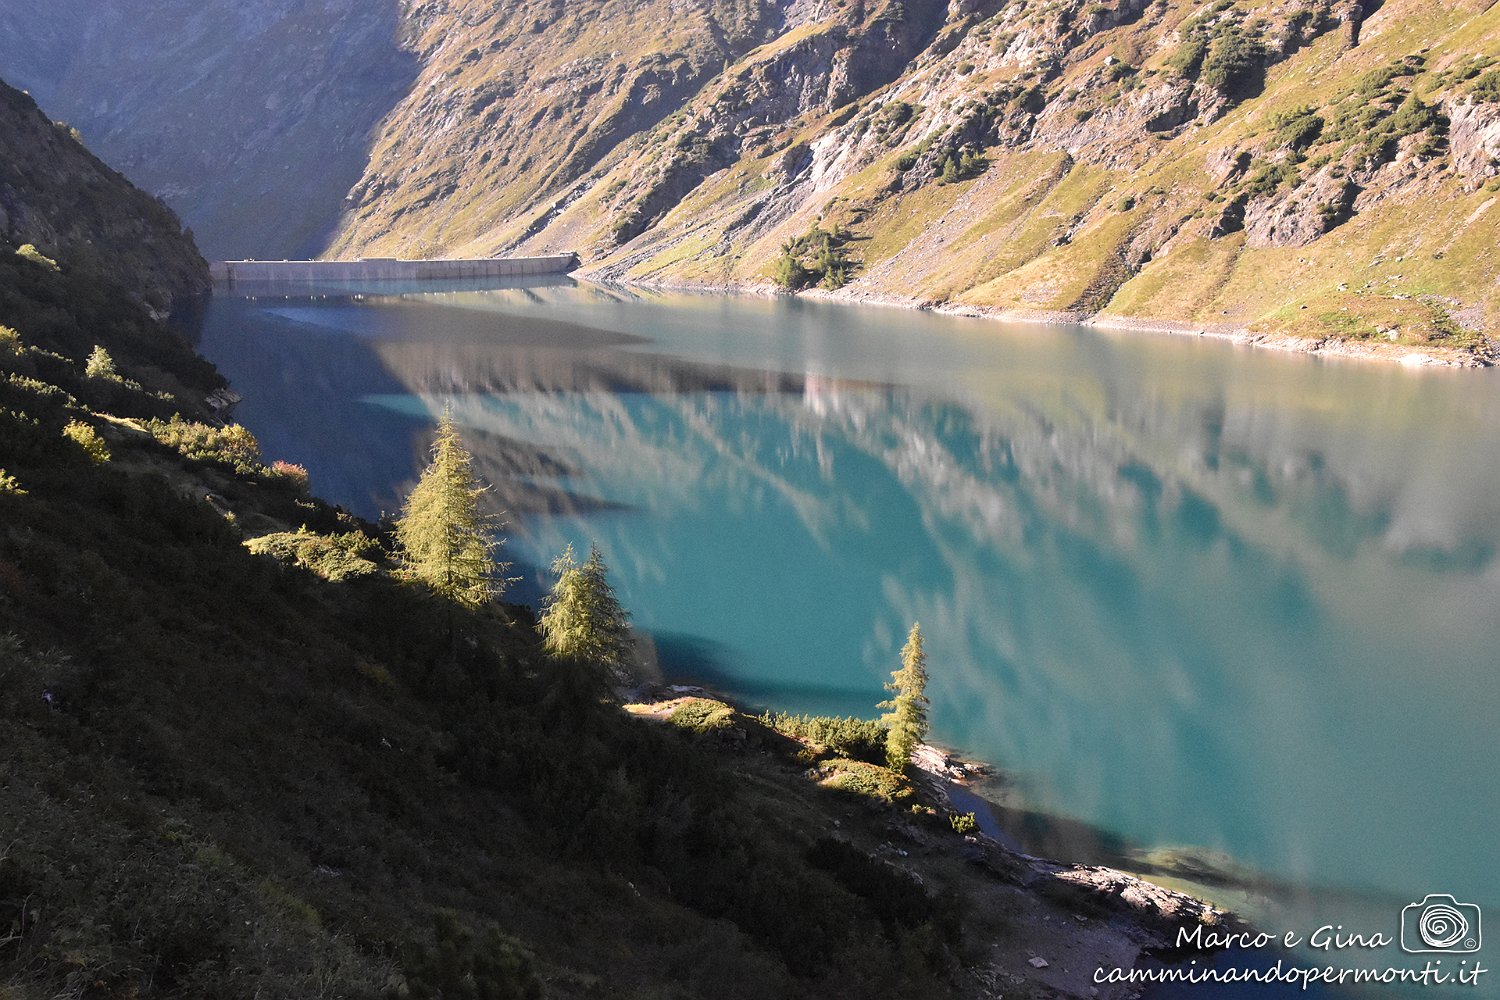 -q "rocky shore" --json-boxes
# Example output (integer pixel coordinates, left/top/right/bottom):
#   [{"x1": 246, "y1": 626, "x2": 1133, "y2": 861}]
[{"x1": 590, "y1": 273, "x2": 1491, "y2": 369}]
